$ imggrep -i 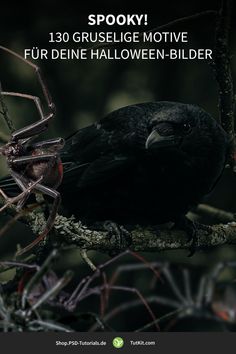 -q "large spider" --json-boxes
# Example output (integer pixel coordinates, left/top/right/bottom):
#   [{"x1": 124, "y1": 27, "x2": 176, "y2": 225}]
[{"x1": 0, "y1": 46, "x2": 64, "y2": 256}]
